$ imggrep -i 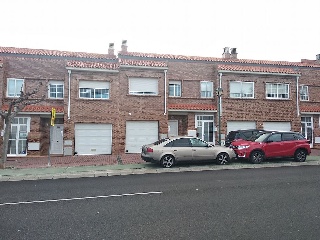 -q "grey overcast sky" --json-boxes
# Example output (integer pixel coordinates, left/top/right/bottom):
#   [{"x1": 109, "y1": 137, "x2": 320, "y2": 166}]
[{"x1": 1, "y1": 0, "x2": 319, "y2": 62}]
